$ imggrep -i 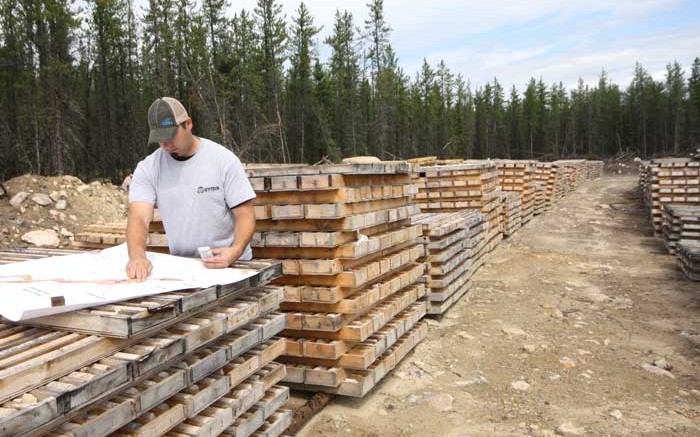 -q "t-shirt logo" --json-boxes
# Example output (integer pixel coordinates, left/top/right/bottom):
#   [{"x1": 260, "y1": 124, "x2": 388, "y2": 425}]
[
  {"x1": 160, "y1": 117, "x2": 175, "y2": 127},
  {"x1": 197, "y1": 186, "x2": 221, "y2": 194}
]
